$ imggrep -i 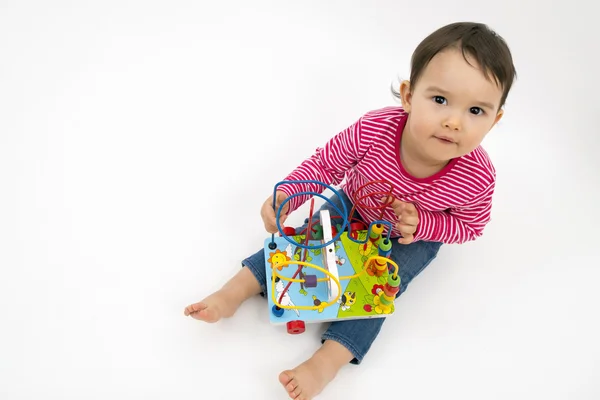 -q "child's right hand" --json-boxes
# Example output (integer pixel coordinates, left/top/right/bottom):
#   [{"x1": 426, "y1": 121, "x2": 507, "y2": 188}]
[{"x1": 261, "y1": 190, "x2": 290, "y2": 233}]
